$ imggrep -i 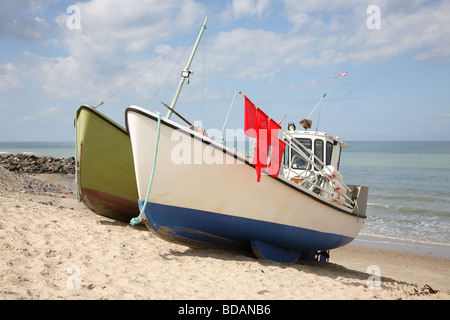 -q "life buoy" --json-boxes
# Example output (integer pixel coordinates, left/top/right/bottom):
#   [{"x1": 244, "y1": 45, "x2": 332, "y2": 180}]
[
  {"x1": 324, "y1": 165, "x2": 343, "y2": 182},
  {"x1": 330, "y1": 192, "x2": 345, "y2": 205},
  {"x1": 332, "y1": 179, "x2": 346, "y2": 196}
]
